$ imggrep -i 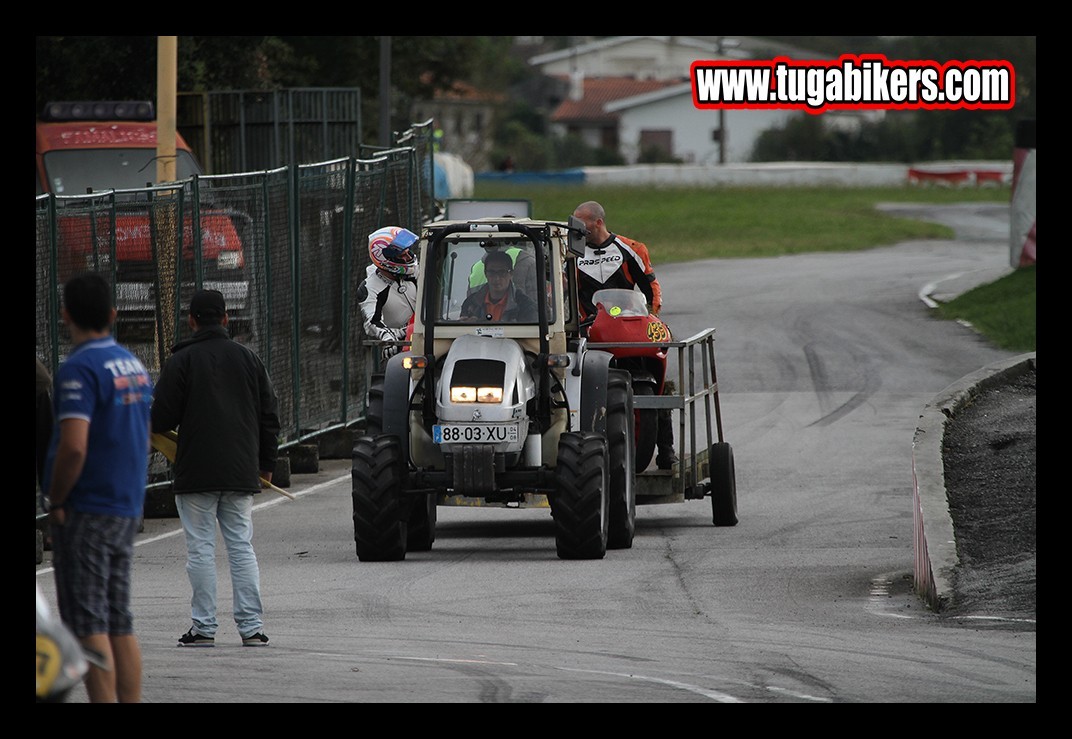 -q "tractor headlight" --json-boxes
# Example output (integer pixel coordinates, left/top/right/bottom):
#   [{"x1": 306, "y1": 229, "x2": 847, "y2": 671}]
[
  {"x1": 450, "y1": 386, "x2": 503, "y2": 403},
  {"x1": 451, "y1": 386, "x2": 476, "y2": 403},
  {"x1": 476, "y1": 387, "x2": 503, "y2": 403}
]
